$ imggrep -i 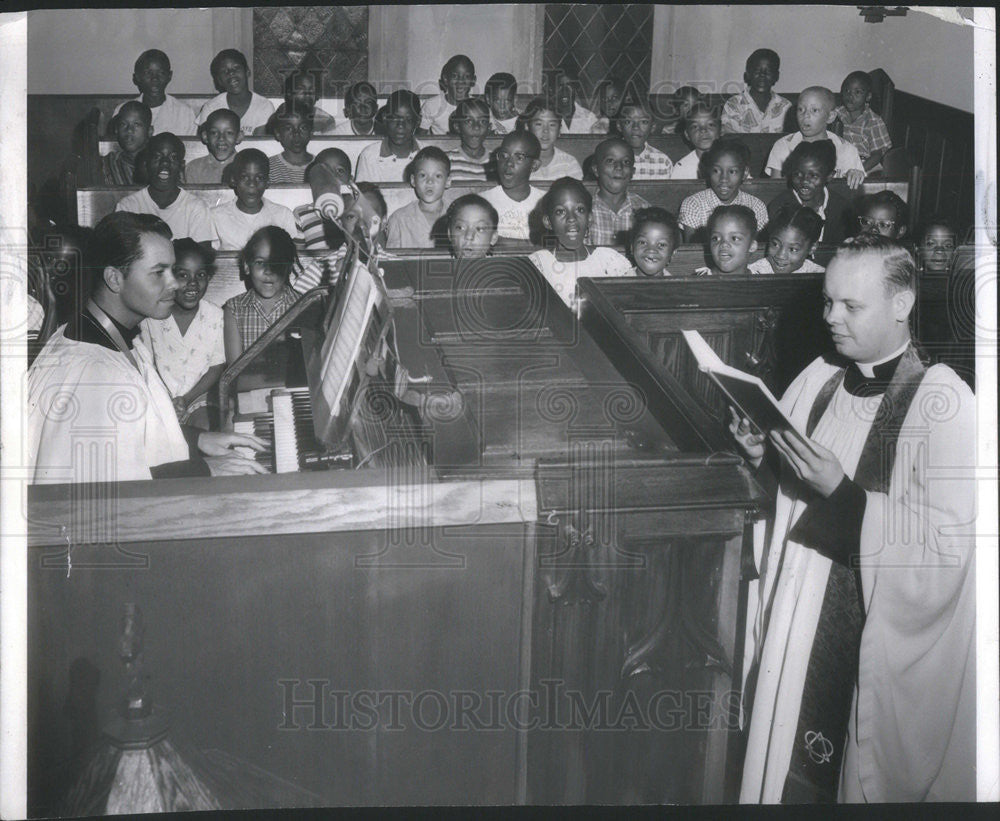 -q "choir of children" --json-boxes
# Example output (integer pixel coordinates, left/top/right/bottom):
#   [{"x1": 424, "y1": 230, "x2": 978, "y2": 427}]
[{"x1": 65, "y1": 46, "x2": 928, "y2": 438}]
